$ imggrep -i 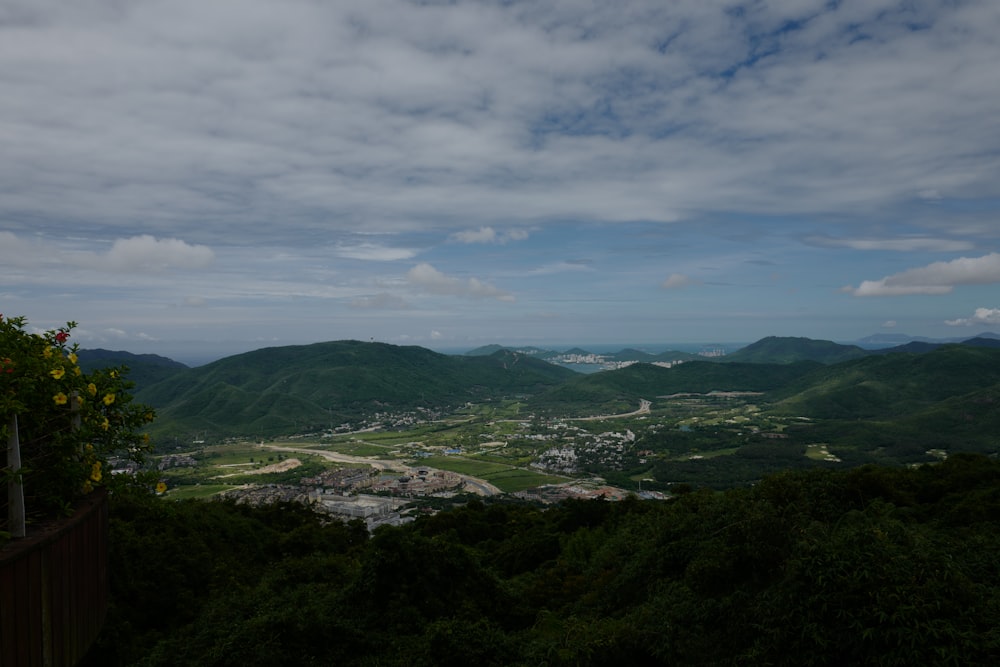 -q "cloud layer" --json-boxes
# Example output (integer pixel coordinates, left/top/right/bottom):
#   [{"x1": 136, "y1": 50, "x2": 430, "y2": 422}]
[
  {"x1": 946, "y1": 308, "x2": 1000, "y2": 327},
  {"x1": 2, "y1": 1, "x2": 1000, "y2": 356},
  {"x1": 4, "y1": 0, "x2": 999, "y2": 243},
  {"x1": 847, "y1": 253, "x2": 1000, "y2": 297},
  {"x1": 406, "y1": 263, "x2": 514, "y2": 302}
]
